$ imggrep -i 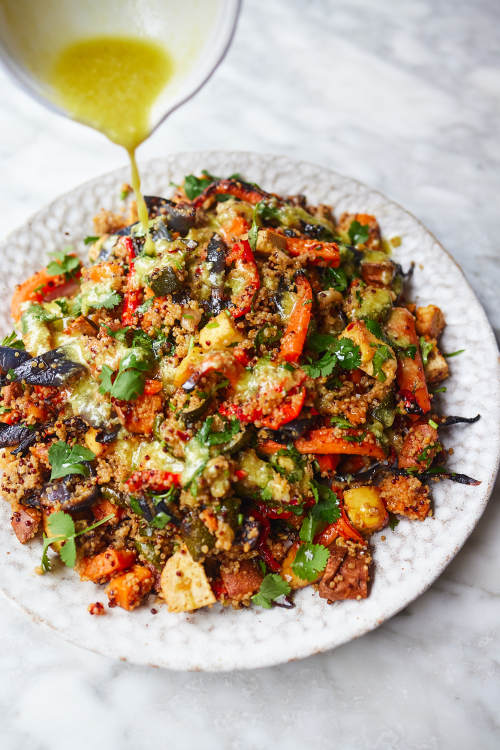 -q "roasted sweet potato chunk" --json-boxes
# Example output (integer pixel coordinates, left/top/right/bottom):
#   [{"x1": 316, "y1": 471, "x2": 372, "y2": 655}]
[
  {"x1": 11, "y1": 506, "x2": 41, "y2": 543},
  {"x1": 220, "y1": 559, "x2": 263, "y2": 600},
  {"x1": 106, "y1": 565, "x2": 154, "y2": 610},
  {"x1": 319, "y1": 541, "x2": 372, "y2": 602},
  {"x1": 378, "y1": 474, "x2": 431, "y2": 520},
  {"x1": 79, "y1": 547, "x2": 136, "y2": 583}
]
